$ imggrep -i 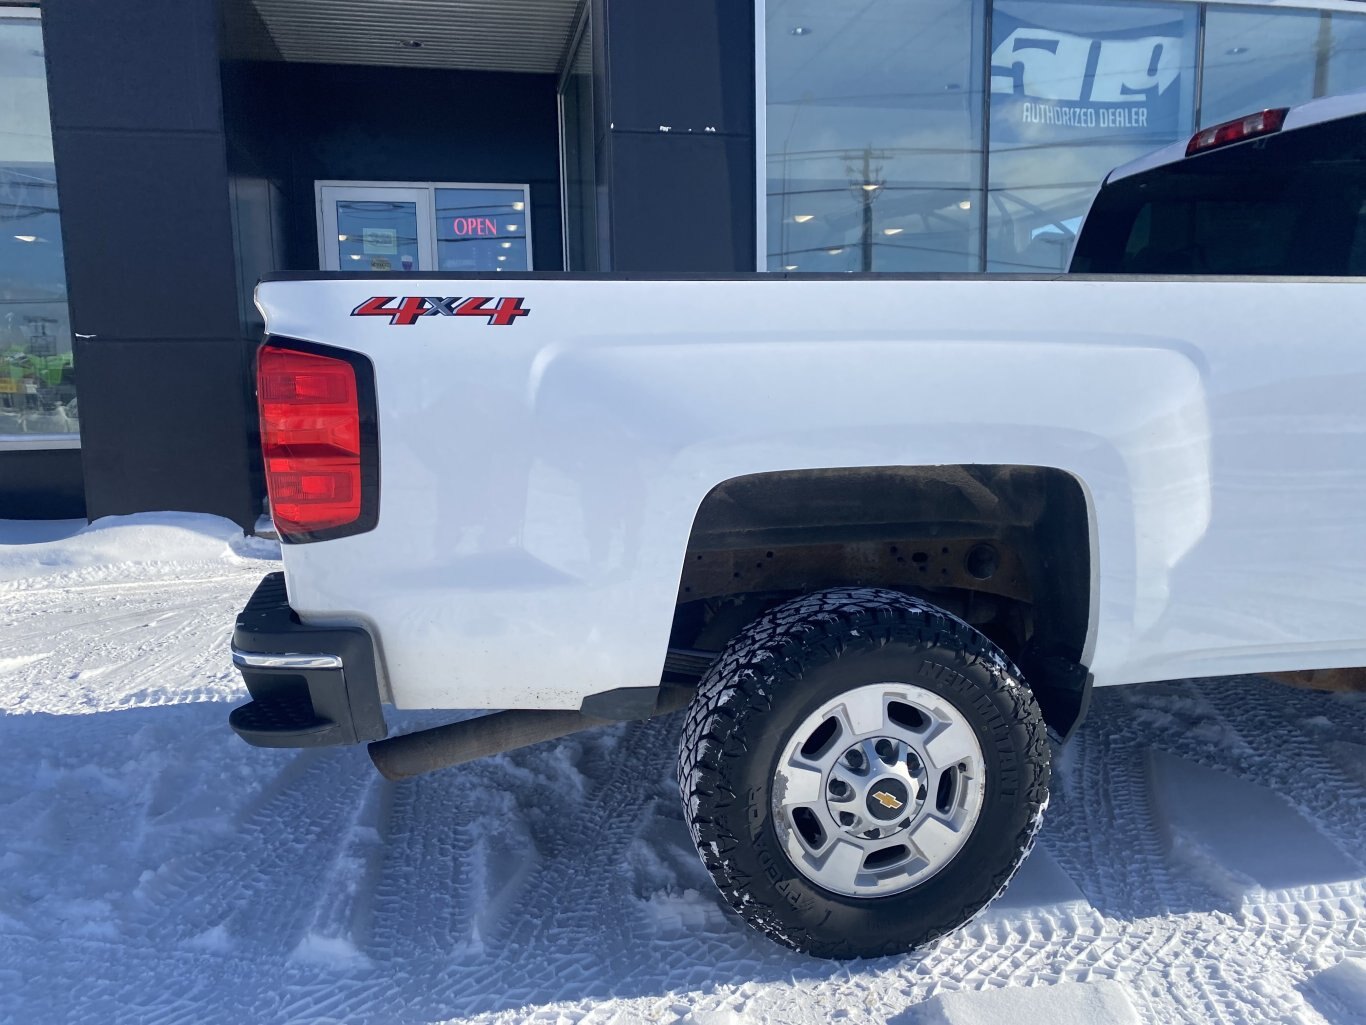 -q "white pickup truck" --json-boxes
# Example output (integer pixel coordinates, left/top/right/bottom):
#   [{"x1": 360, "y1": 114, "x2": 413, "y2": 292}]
[{"x1": 230, "y1": 94, "x2": 1366, "y2": 959}]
